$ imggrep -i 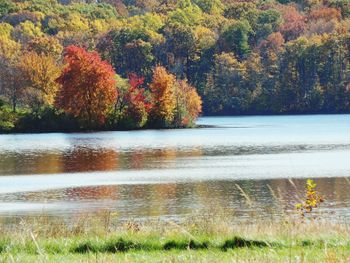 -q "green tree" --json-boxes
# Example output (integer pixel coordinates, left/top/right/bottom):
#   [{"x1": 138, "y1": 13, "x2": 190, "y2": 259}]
[
  {"x1": 220, "y1": 21, "x2": 252, "y2": 60},
  {"x1": 0, "y1": 0, "x2": 17, "y2": 19},
  {"x1": 204, "y1": 52, "x2": 248, "y2": 114},
  {"x1": 163, "y1": 22, "x2": 196, "y2": 78}
]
